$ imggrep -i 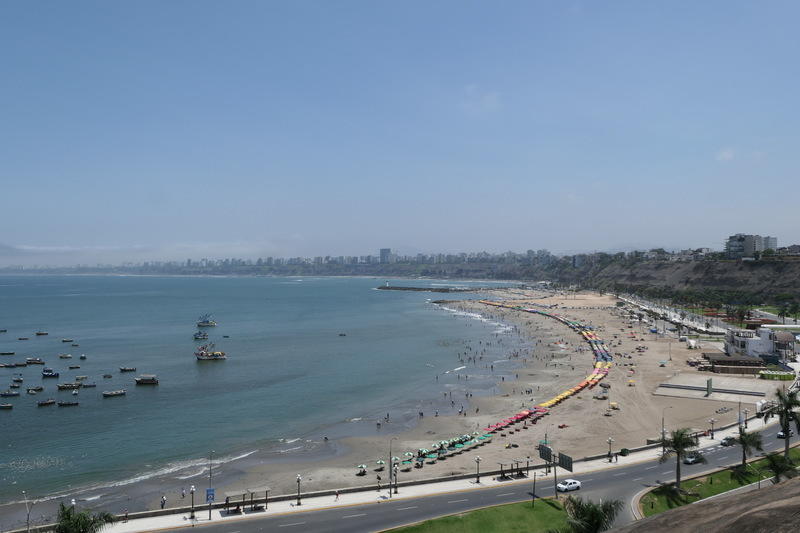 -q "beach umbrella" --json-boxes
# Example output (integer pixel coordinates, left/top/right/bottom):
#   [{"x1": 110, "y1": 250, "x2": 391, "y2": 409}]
[
  {"x1": 392, "y1": 456, "x2": 400, "y2": 463},
  {"x1": 419, "y1": 448, "x2": 429, "y2": 454},
  {"x1": 401, "y1": 460, "x2": 412, "y2": 465},
  {"x1": 426, "y1": 454, "x2": 438, "y2": 459},
  {"x1": 454, "y1": 443, "x2": 464, "y2": 448},
  {"x1": 376, "y1": 459, "x2": 386, "y2": 465},
  {"x1": 404, "y1": 451, "x2": 415, "y2": 457},
  {"x1": 357, "y1": 464, "x2": 367, "y2": 469}
]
